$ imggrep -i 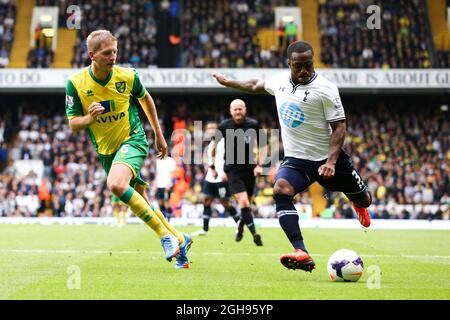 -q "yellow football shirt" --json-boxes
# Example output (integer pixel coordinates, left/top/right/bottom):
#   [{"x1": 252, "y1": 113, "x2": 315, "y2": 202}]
[{"x1": 65, "y1": 65, "x2": 147, "y2": 155}]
